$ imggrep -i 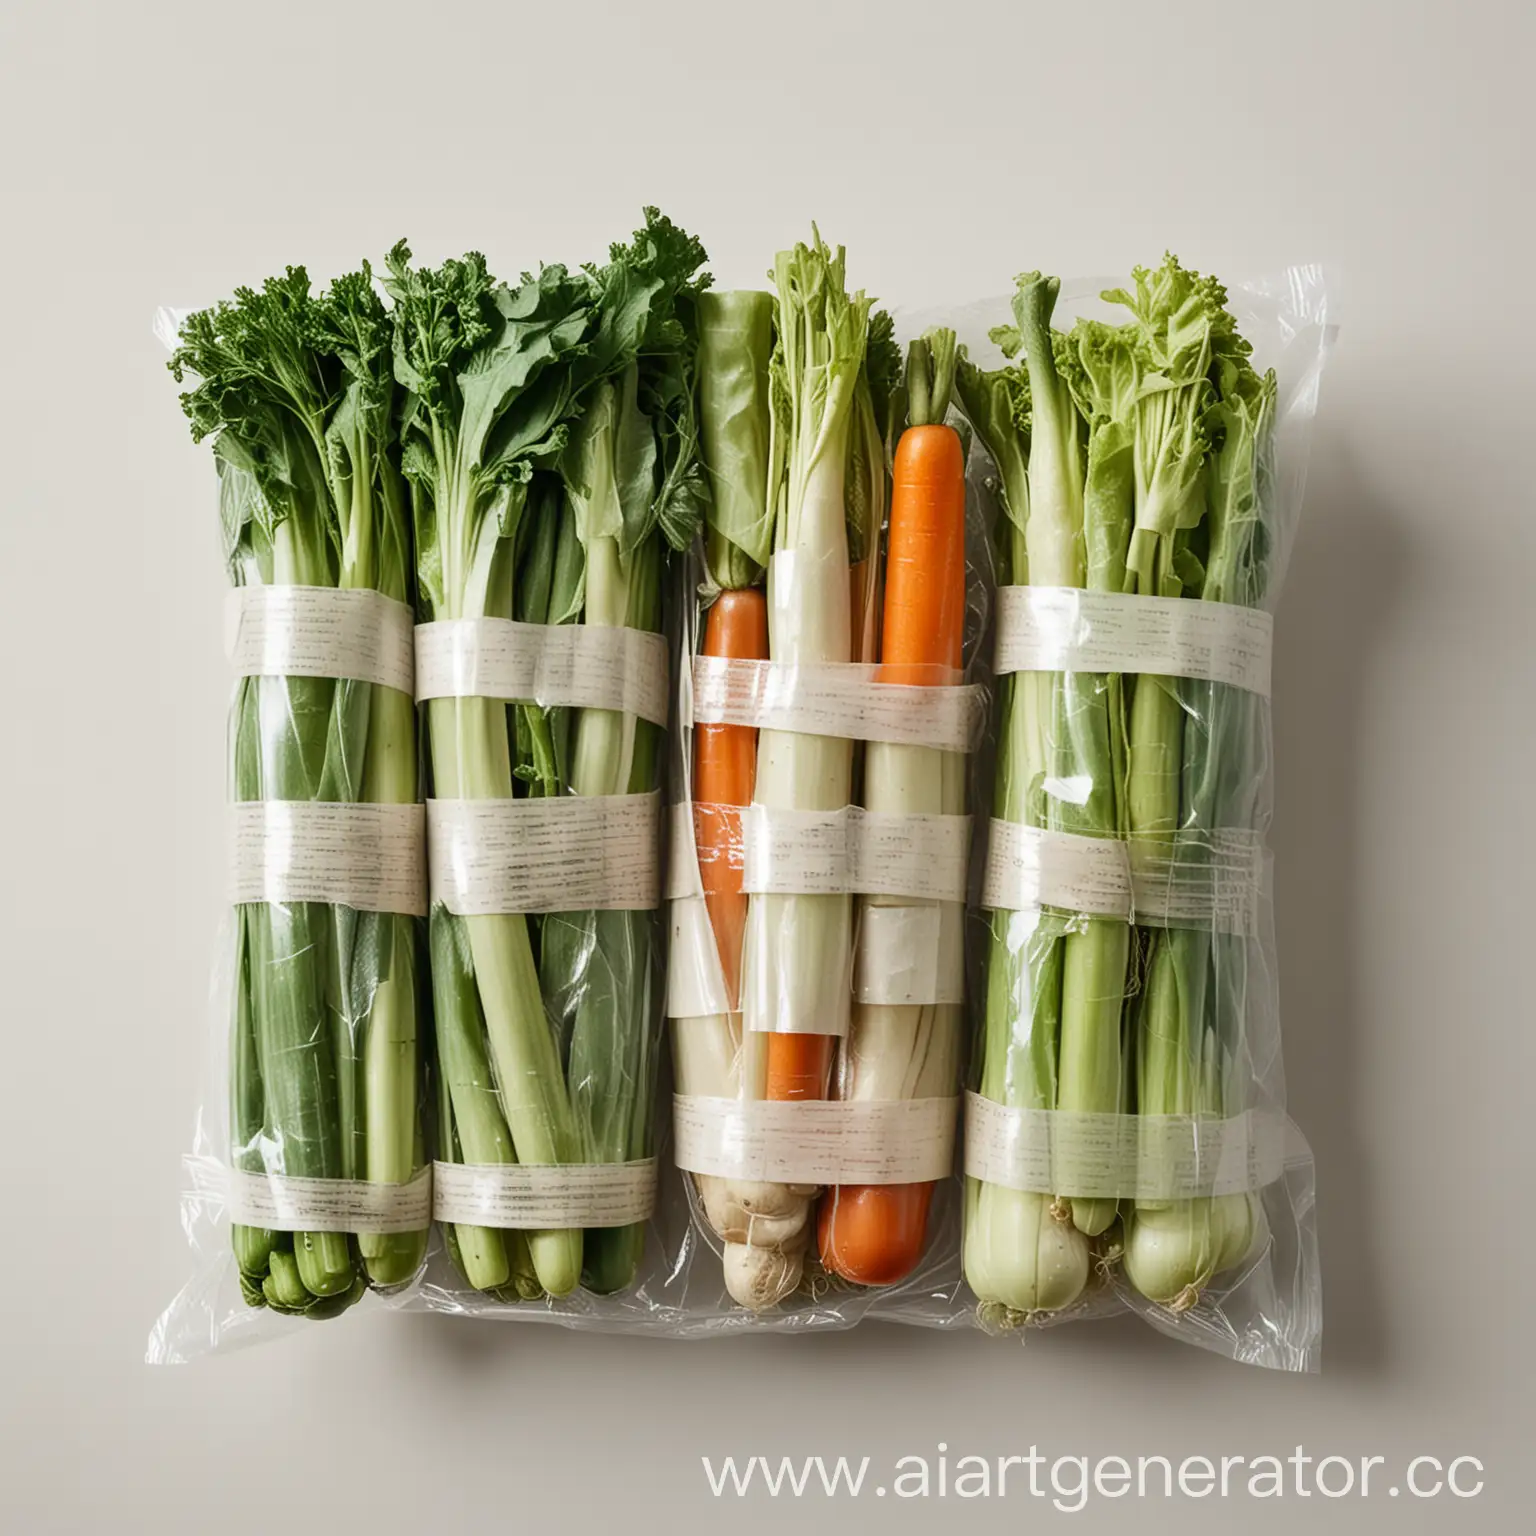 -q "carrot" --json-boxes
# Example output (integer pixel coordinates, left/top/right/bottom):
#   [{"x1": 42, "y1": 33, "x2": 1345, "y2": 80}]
[
  {"x1": 876, "y1": 425, "x2": 966, "y2": 679},
  {"x1": 819, "y1": 396, "x2": 967, "y2": 1286},
  {"x1": 763, "y1": 1034, "x2": 835, "y2": 1101},
  {"x1": 694, "y1": 588, "x2": 769, "y2": 1005},
  {"x1": 818, "y1": 1181, "x2": 936, "y2": 1286}
]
